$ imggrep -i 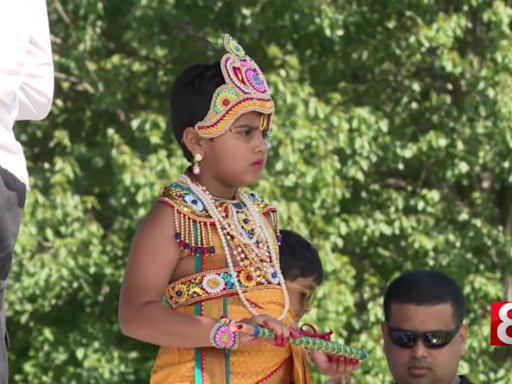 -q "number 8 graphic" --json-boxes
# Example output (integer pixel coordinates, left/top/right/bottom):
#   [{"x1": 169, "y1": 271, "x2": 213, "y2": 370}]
[{"x1": 497, "y1": 302, "x2": 512, "y2": 344}]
